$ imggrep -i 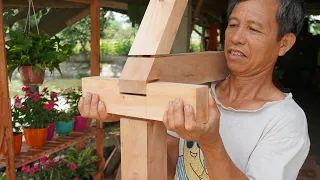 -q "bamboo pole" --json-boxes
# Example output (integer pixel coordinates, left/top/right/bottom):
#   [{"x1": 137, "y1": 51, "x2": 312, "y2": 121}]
[{"x1": 0, "y1": 0, "x2": 16, "y2": 179}]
